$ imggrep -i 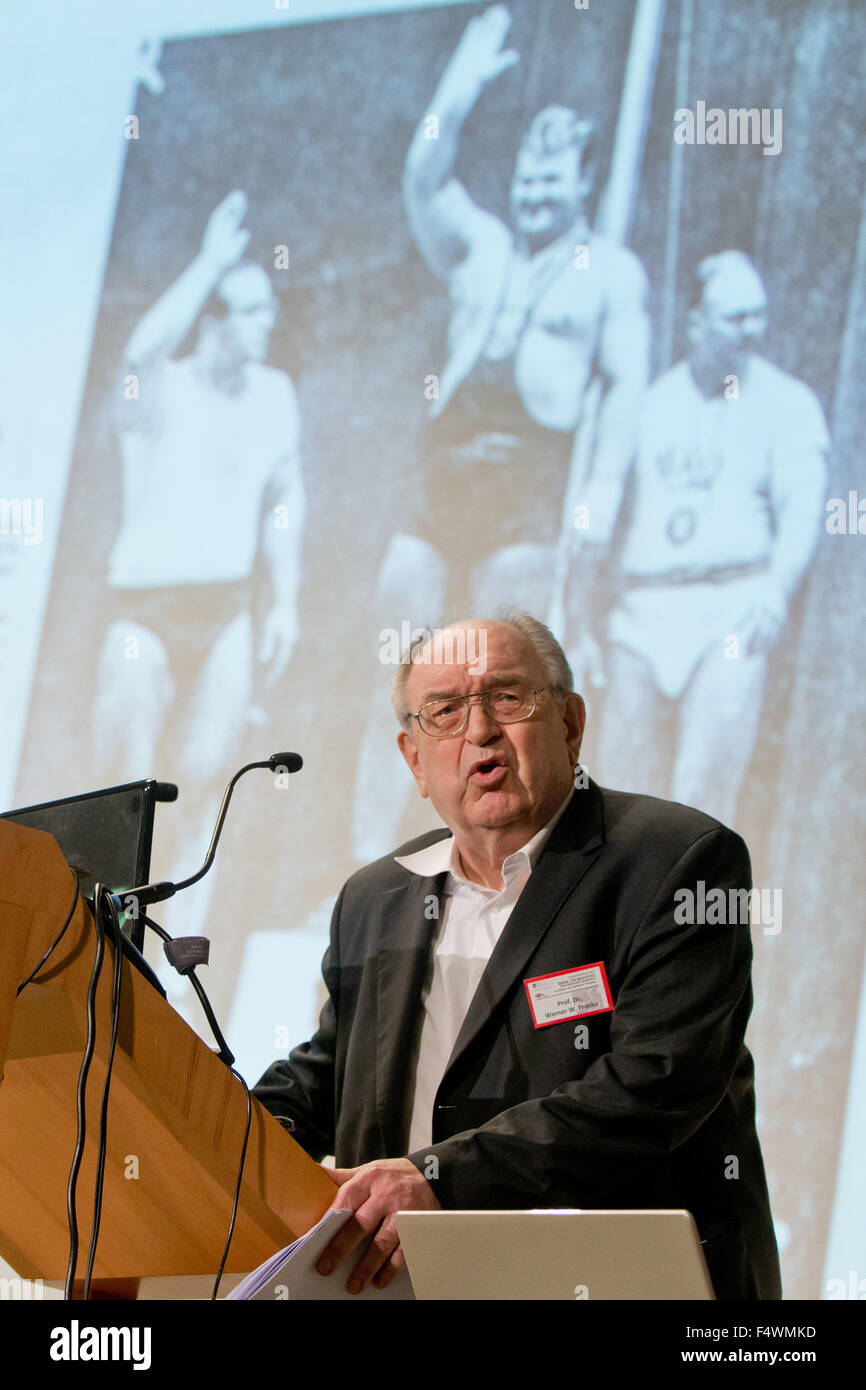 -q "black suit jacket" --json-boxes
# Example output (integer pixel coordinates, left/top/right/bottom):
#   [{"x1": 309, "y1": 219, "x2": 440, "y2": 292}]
[{"x1": 254, "y1": 780, "x2": 781, "y2": 1300}]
